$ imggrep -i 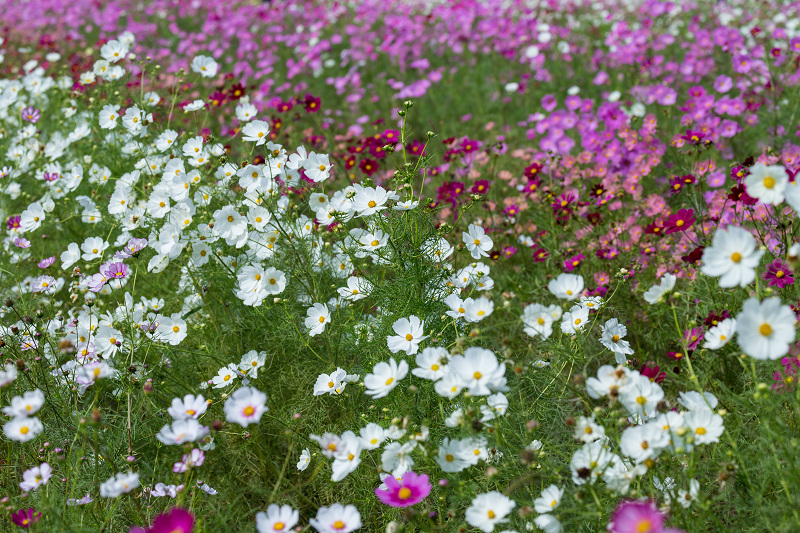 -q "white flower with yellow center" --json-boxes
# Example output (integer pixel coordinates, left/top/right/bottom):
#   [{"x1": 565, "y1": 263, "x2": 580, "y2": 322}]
[
  {"x1": 701, "y1": 225, "x2": 764, "y2": 288},
  {"x1": 744, "y1": 163, "x2": 788, "y2": 205},
  {"x1": 224, "y1": 386, "x2": 268, "y2": 427},
  {"x1": 735, "y1": 297, "x2": 796, "y2": 360},
  {"x1": 364, "y1": 357, "x2": 408, "y2": 399},
  {"x1": 702, "y1": 318, "x2": 736, "y2": 350}
]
